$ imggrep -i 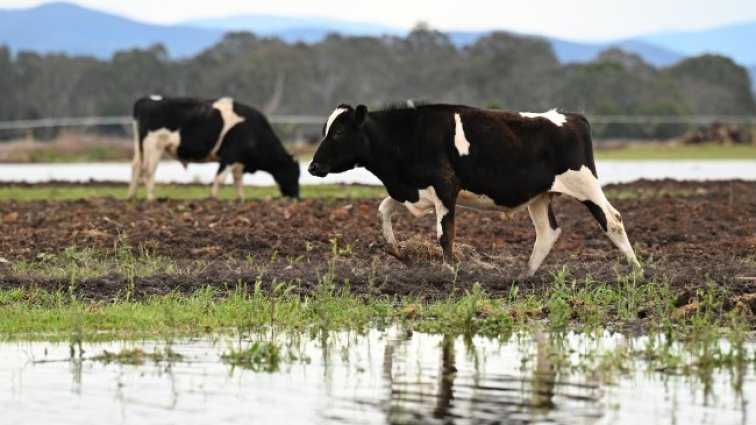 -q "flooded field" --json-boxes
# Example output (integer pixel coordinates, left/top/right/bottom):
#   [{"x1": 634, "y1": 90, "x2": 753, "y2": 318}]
[
  {"x1": 0, "y1": 159, "x2": 755, "y2": 185},
  {"x1": 1, "y1": 328, "x2": 752, "y2": 425}
]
